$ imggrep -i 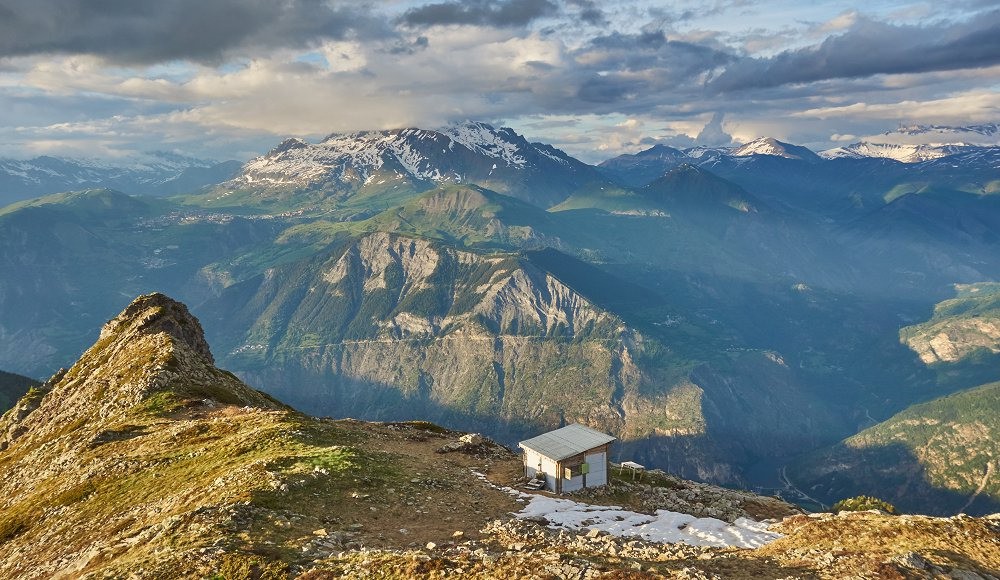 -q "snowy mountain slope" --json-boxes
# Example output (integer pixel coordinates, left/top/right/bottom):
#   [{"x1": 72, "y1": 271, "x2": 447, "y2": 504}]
[
  {"x1": 0, "y1": 152, "x2": 240, "y2": 206},
  {"x1": 730, "y1": 137, "x2": 822, "y2": 162},
  {"x1": 819, "y1": 142, "x2": 980, "y2": 163},
  {"x1": 820, "y1": 123, "x2": 1000, "y2": 163},
  {"x1": 220, "y1": 122, "x2": 605, "y2": 209}
]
